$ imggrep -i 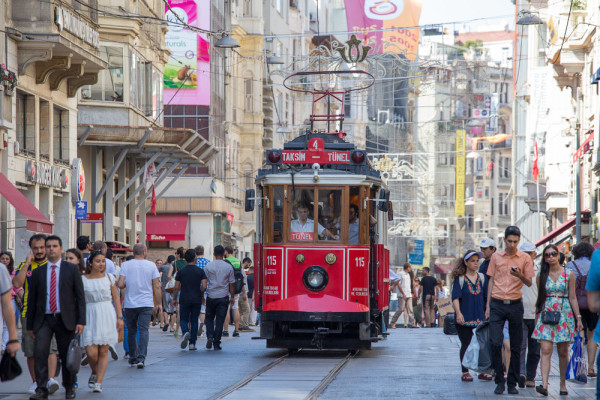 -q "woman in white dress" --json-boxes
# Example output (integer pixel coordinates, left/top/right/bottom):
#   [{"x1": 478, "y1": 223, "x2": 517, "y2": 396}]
[{"x1": 82, "y1": 251, "x2": 124, "y2": 392}]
